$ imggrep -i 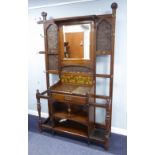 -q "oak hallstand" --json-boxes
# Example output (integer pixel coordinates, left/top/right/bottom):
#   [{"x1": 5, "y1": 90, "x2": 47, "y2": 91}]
[{"x1": 36, "y1": 2, "x2": 118, "y2": 150}]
